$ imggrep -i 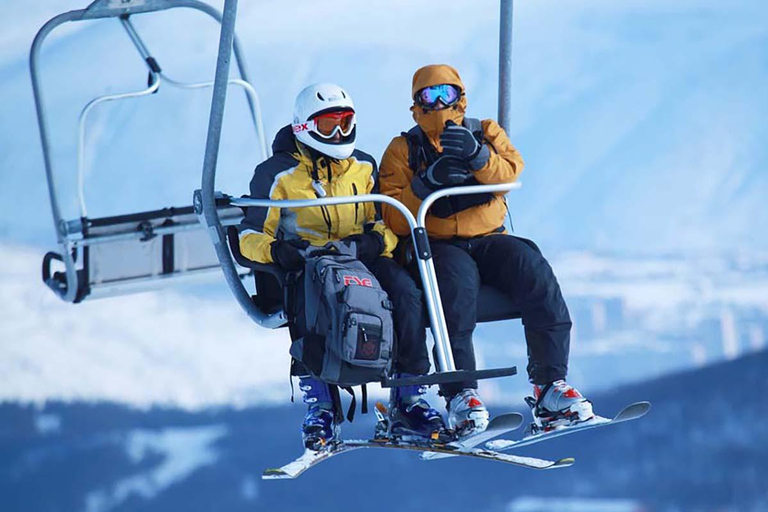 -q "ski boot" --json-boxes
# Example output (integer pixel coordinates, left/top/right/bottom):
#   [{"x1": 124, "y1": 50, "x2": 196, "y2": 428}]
[
  {"x1": 388, "y1": 378, "x2": 447, "y2": 441},
  {"x1": 299, "y1": 376, "x2": 339, "y2": 451},
  {"x1": 446, "y1": 388, "x2": 490, "y2": 437},
  {"x1": 526, "y1": 380, "x2": 594, "y2": 434}
]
